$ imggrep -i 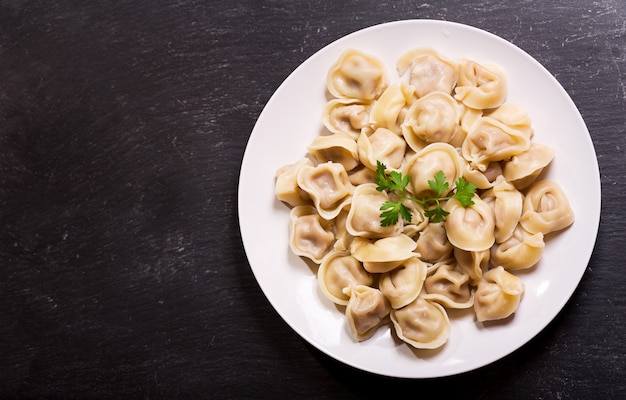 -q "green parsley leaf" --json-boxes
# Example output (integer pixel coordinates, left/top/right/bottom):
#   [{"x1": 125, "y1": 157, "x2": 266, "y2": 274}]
[
  {"x1": 387, "y1": 170, "x2": 410, "y2": 192},
  {"x1": 424, "y1": 206, "x2": 450, "y2": 224},
  {"x1": 375, "y1": 160, "x2": 410, "y2": 193},
  {"x1": 374, "y1": 162, "x2": 477, "y2": 226},
  {"x1": 428, "y1": 170, "x2": 450, "y2": 196},
  {"x1": 380, "y1": 201, "x2": 412, "y2": 227},
  {"x1": 374, "y1": 160, "x2": 390, "y2": 192},
  {"x1": 453, "y1": 177, "x2": 477, "y2": 207},
  {"x1": 399, "y1": 202, "x2": 413, "y2": 224}
]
